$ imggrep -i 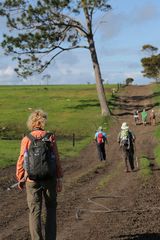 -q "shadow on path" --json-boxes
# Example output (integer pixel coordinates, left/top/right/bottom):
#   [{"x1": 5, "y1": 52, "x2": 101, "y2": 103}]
[
  {"x1": 110, "y1": 93, "x2": 159, "y2": 116},
  {"x1": 115, "y1": 233, "x2": 160, "y2": 240}
]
